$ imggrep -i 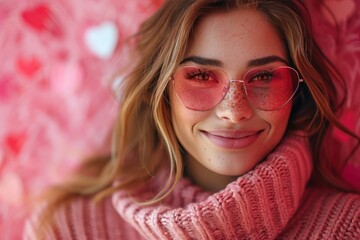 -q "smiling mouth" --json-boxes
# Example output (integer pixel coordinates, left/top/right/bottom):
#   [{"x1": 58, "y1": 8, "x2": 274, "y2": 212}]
[{"x1": 202, "y1": 130, "x2": 262, "y2": 149}]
